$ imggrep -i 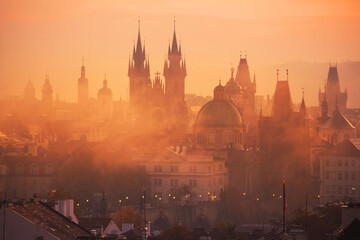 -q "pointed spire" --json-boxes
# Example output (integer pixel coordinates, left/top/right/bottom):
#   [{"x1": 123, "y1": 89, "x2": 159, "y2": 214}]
[
  {"x1": 136, "y1": 18, "x2": 142, "y2": 54},
  {"x1": 81, "y1": 57, "x2": 86, "y2": 77},
  {"x1": 171, "y1": 19, "x2": 179, "y2": 54},
  {"x1": 103, "y1": 74, "x2": 108, "y2": 88},
  {"x1": 300, "y1": 88, "x2": 306, "y2": 116}
]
